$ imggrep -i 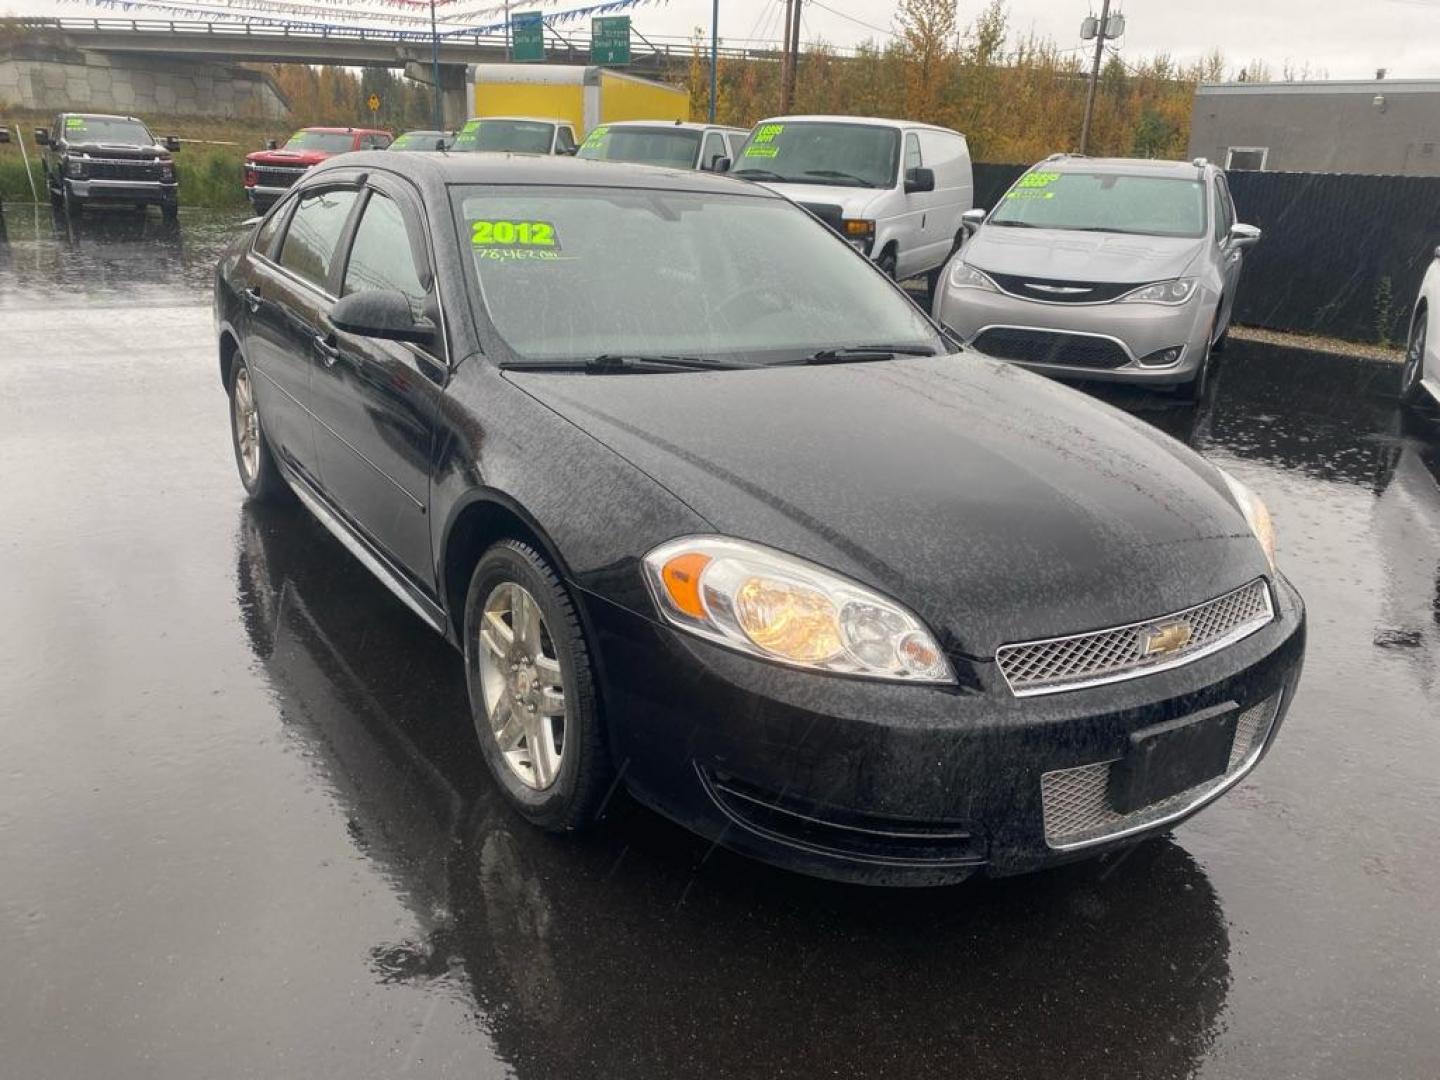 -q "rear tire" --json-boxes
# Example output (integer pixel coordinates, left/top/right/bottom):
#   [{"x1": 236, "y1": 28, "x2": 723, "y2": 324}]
[
  {"x1": 1401, "y1": 307, "x2": 1426, "y2": 406},
  {"x1": 463, "y1": 540, "x2": 611, "y2": 832},
  {"x1": 227, "y1": 352, "x2": 288, "y2": 501}
]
